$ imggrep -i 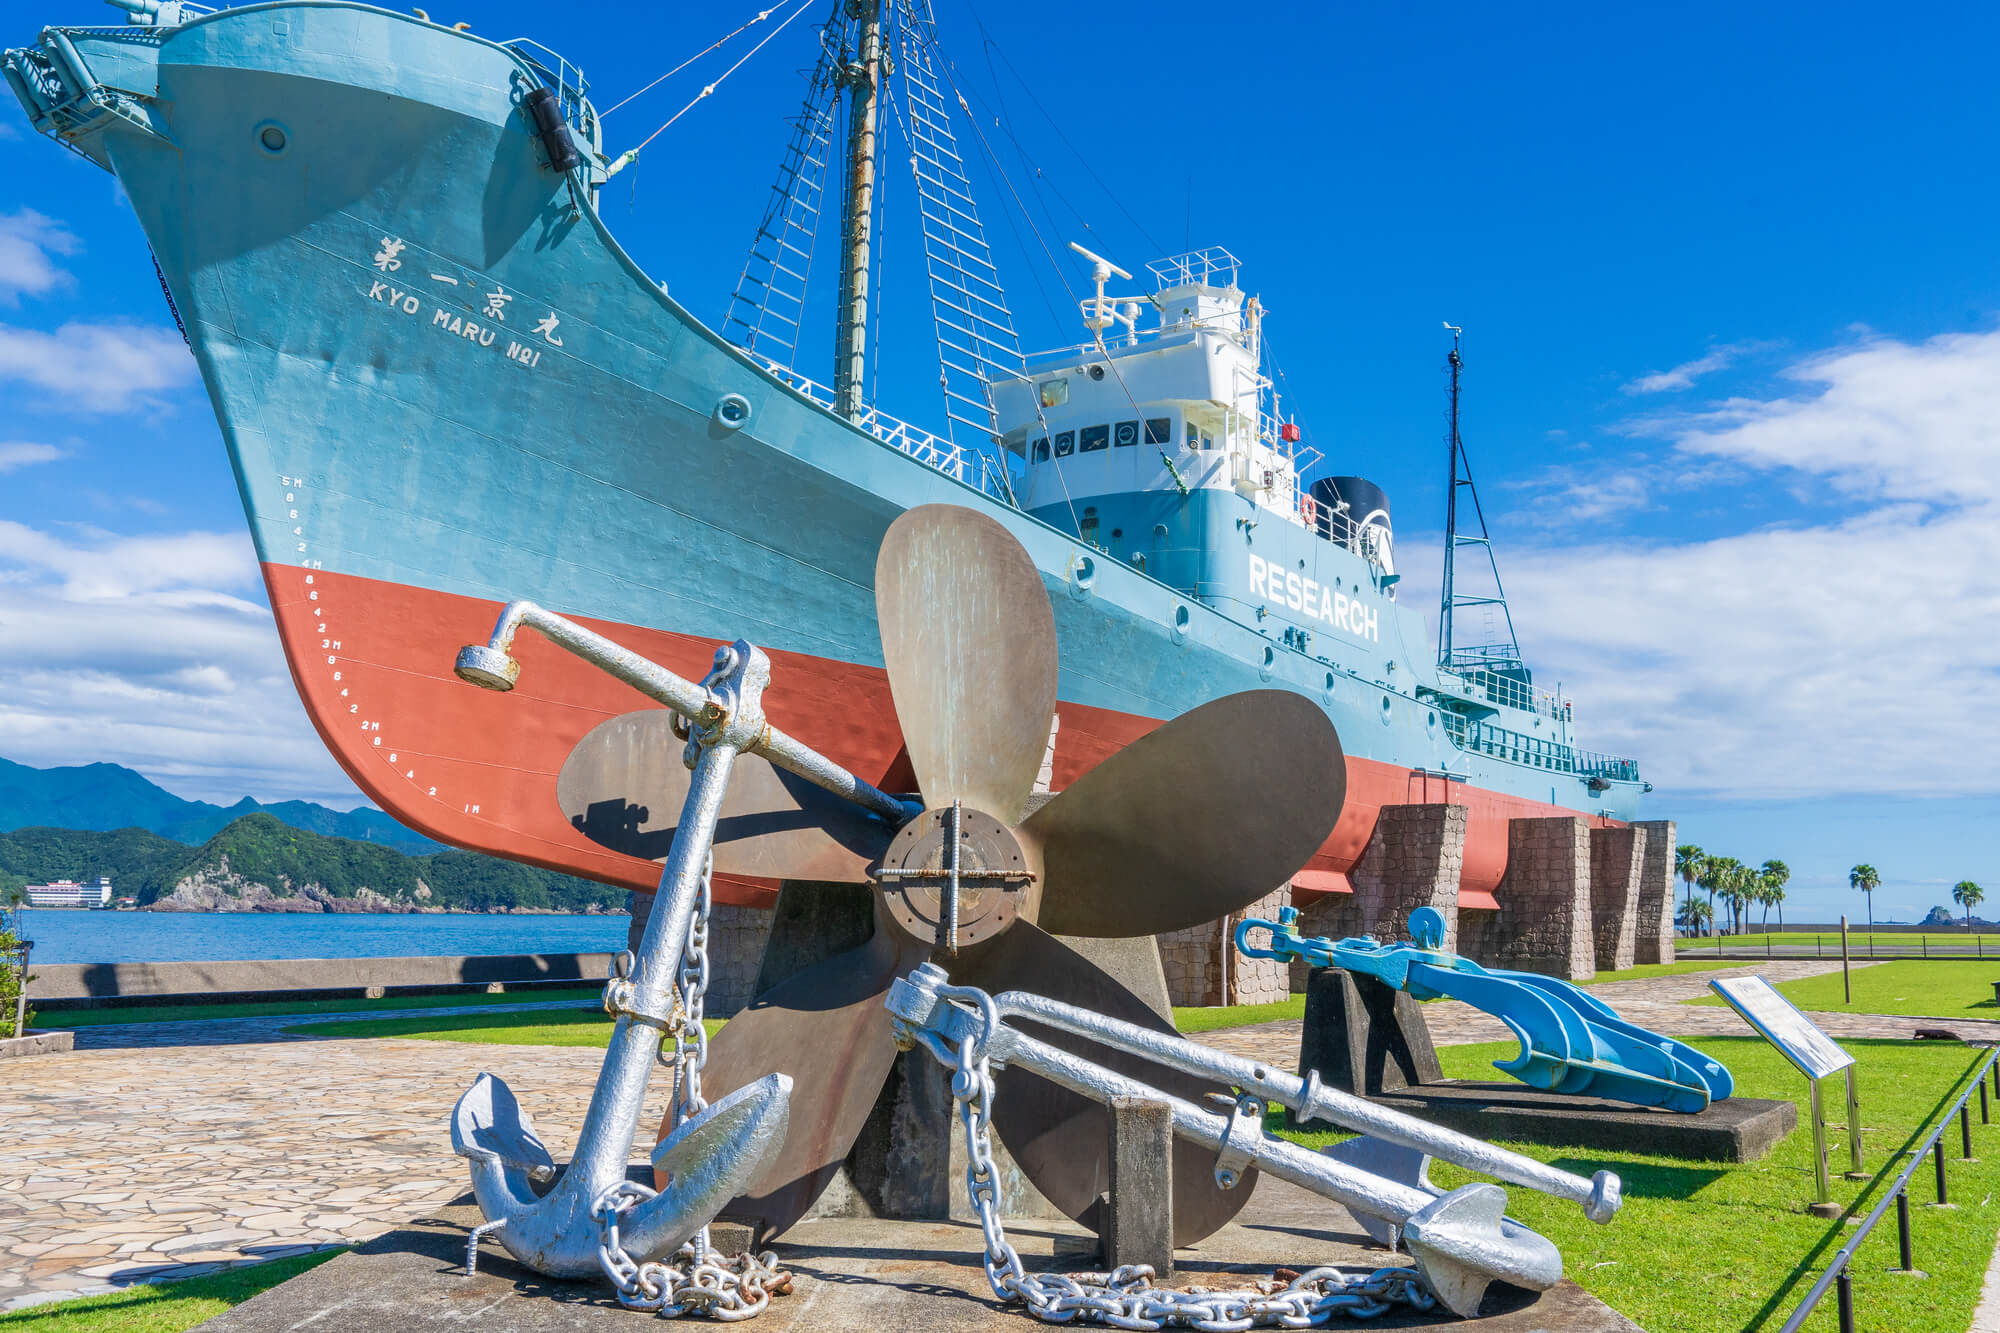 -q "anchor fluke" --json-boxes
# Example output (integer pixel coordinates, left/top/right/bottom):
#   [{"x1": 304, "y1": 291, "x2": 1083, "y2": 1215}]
[{"x1": 1401, "y1": 1183, "x2": 1563, "y2": 1319}]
